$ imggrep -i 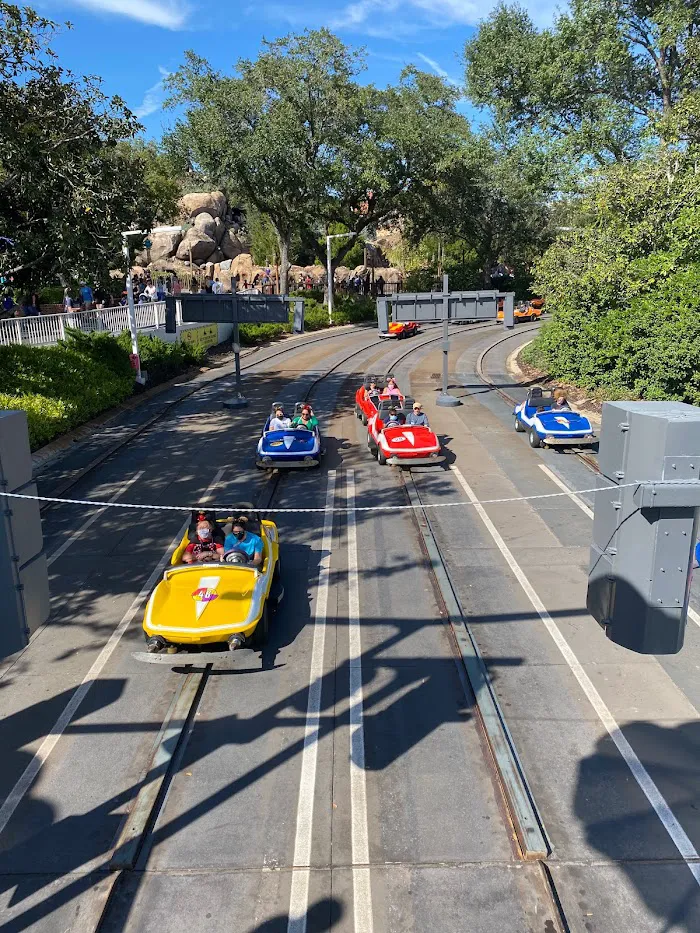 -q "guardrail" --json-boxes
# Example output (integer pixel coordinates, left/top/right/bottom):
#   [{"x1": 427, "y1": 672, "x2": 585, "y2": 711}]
[{"x1": 0, "y1": 302, "x2": 167, "y2": 348}]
